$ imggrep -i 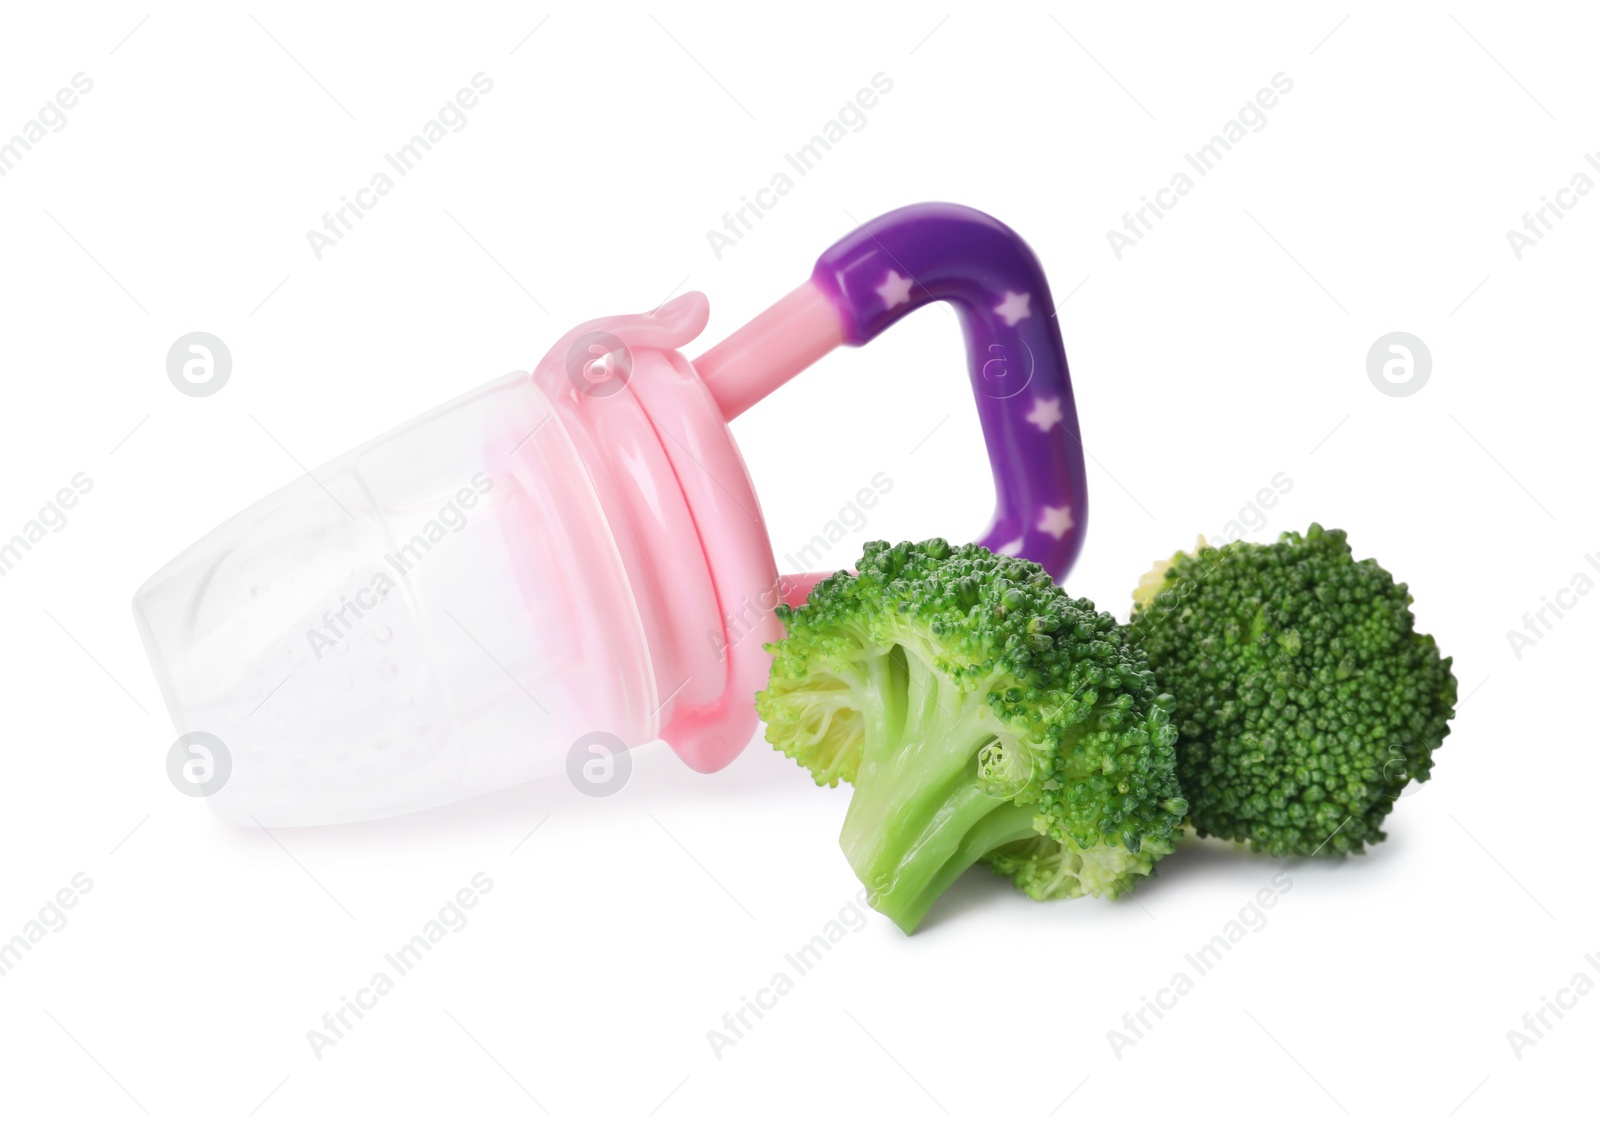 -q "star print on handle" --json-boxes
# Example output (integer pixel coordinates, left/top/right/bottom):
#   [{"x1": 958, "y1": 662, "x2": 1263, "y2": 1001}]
[
  {"x1": 1037, "y1": 505, "x2": 1075, "y2": 539},
  {"x1": 807, "y1": 203, "x2": 1087, "y2": 581},
  {"x1": 1024, "y1": 396, "x2": 1063, "y2": 432},
  {"x1": 994, "y1": 290, "x2": 1032, "y2": 326},
  {"x1": 875, "y1": 270, "x2": 914, "y2": 309}
]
